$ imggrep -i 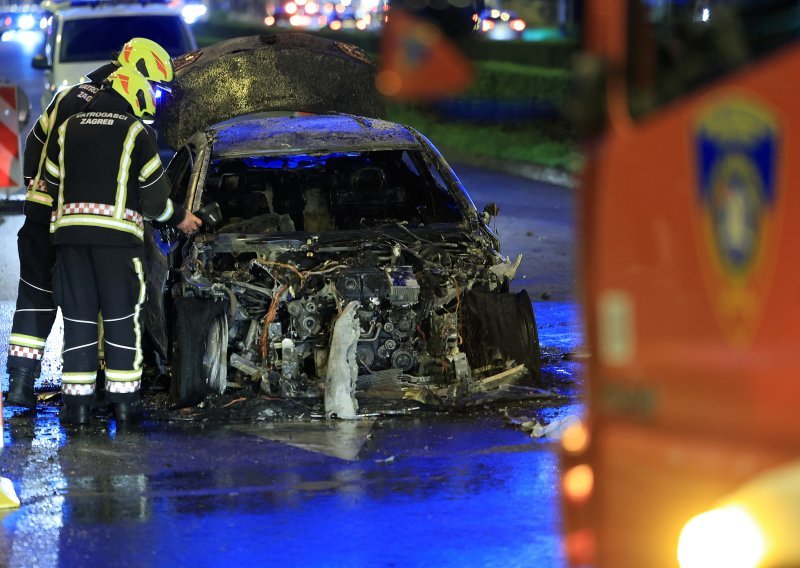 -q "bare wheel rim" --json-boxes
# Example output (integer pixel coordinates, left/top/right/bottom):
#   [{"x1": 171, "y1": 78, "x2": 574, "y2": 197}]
[{"x1": 203, "y1": 314, "x2": 228, "y2": 394}]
